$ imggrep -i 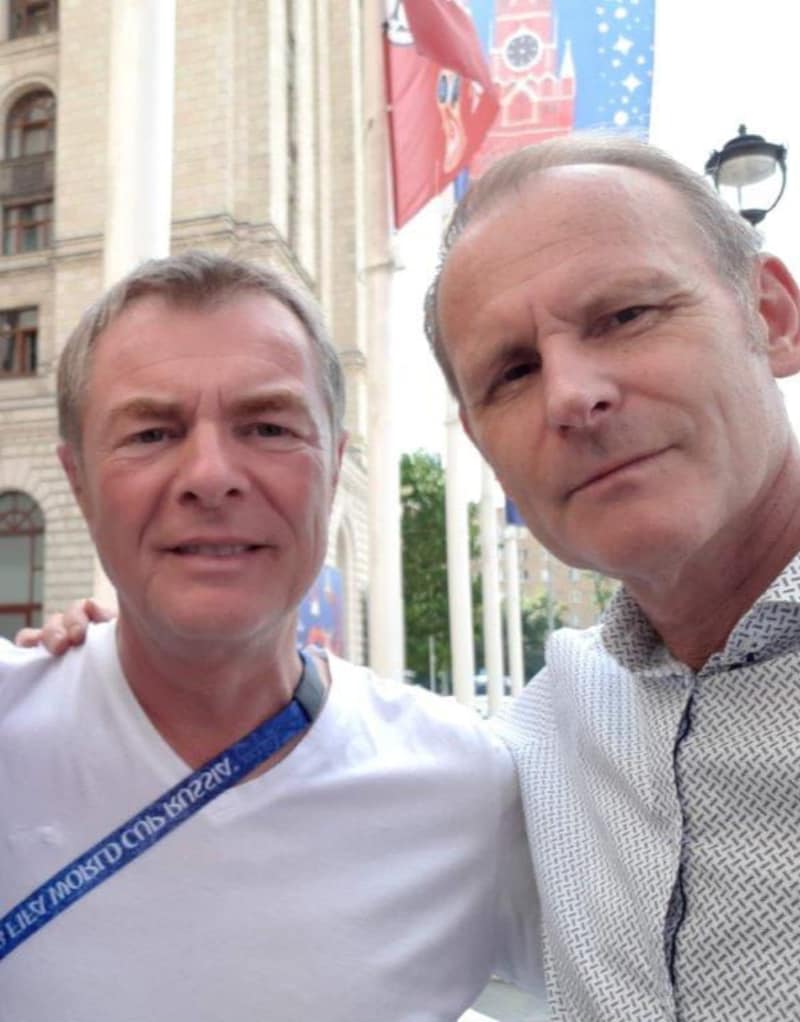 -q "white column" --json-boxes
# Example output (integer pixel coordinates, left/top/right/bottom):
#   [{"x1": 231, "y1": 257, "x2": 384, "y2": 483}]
[
  {"x1": 366, "y1": 316, "x2": 405, "y2": 681},
  {"x1": 94, "y1": 0, "x2": 176, "y2": 606},
  {"x1": 0, "y1": 1, "x2": 11, "y2": 44},
  {"x1": 364, "y1": 0, "x2": 404, "y2": 681},
  {"x1": 543, "y1": 549, "x2": 556, "y2": 636},
  {"x1": 103, "y1": 0, "x2": 176, "y2": 283},
  {"x1": 480, "y1": 461, "x2": 505, "y2": 715},
  {"x1": 445, "y1": 398, "x2": 475, "y2": 706},
  {"x1": 503, "y1": 525, "x2": 525, "y2": 697}
]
